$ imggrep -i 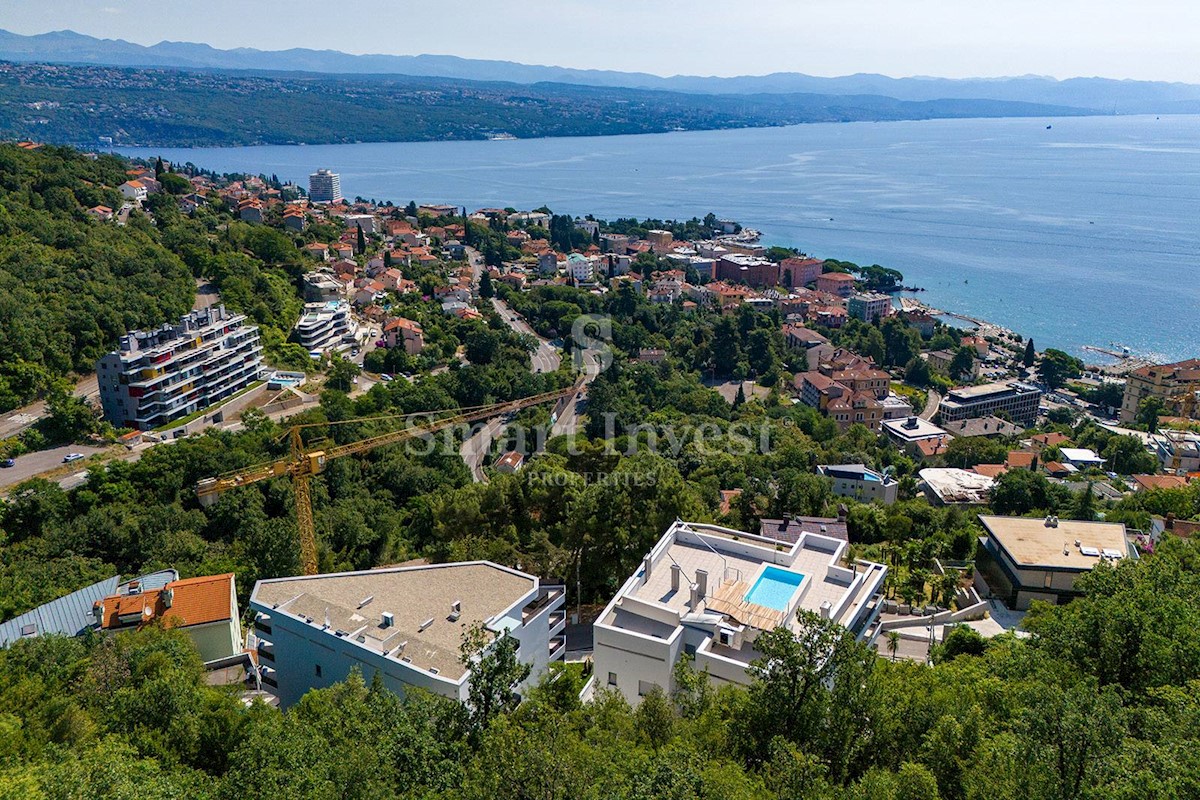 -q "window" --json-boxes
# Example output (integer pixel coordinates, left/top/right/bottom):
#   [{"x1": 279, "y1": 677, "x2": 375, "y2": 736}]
[
  {"x1": 315, "y1": 664, "x2": 323, "y2": 677},
  {"x1": 1043, "y1": 573, "x2": 1053, "y2": 589},
  {"x1": 638, "y1": 680, "x2": 659, "y2": 697},
  {"x1": 607, "y1": 671, "x2": 617, "y2": 687}
]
